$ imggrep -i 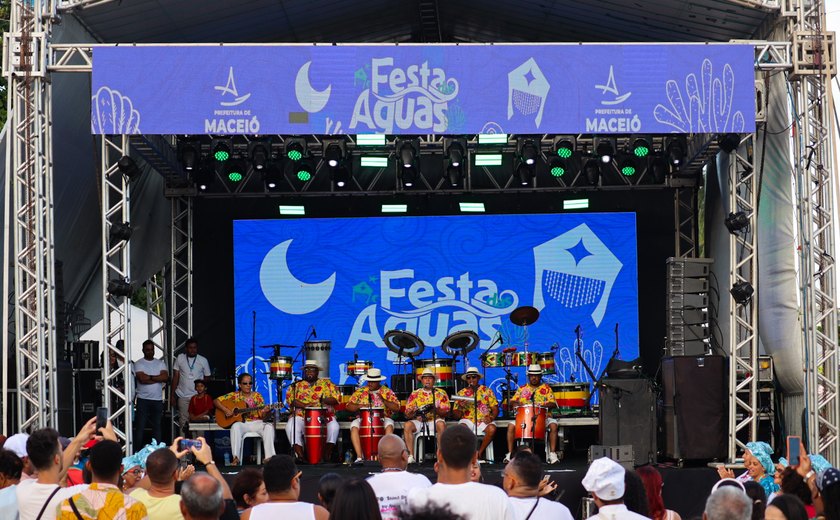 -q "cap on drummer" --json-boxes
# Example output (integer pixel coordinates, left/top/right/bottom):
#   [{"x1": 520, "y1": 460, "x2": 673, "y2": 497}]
[
  {"x1": 303, "y1": 360, "x2": 321, "y2": 382},
  {"x1": 419, "y1": 368, "x2": 436, "y2": 389},
  {"x1": 526, "y1": 364, "x2": 543, "y2": 386},
  {"x1": 582, "y1": 457, "x2": 626, "y2": 507}
]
